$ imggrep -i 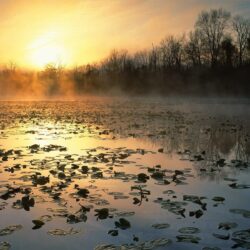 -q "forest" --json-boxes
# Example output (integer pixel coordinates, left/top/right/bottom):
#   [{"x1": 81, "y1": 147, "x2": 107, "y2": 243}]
[{"x1": 0, "y1": 8, "x2": 250, "y2": 97}]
